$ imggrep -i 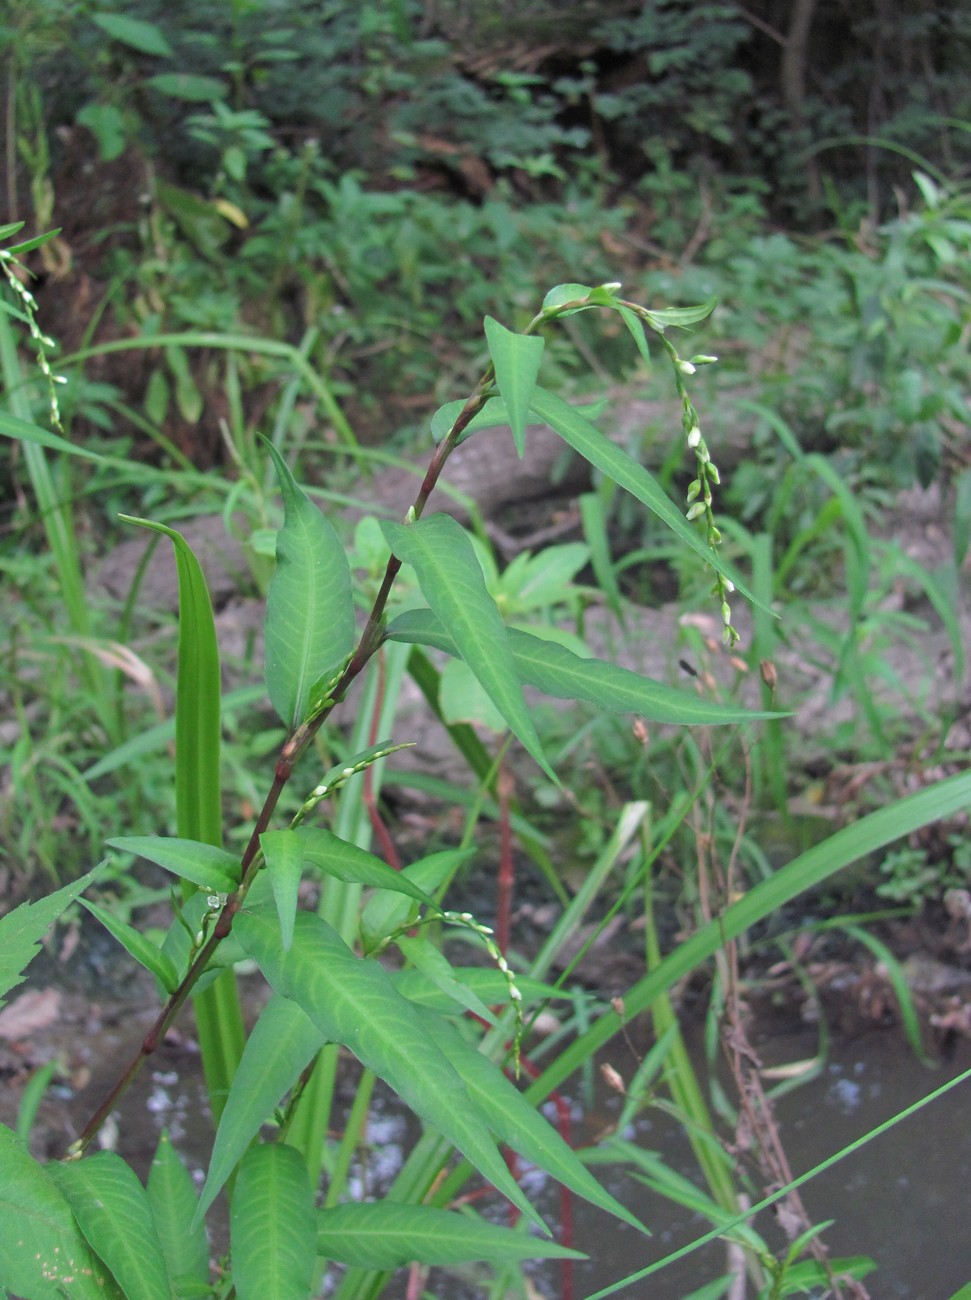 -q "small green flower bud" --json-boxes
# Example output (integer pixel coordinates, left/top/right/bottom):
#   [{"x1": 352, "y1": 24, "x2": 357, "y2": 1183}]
[
  {"x1": 708, "y1": 463, "x2": 721, "y2": 484},
  {"x1": 721, "y1": 601, "x2": 732, "y2": 626},
  {"x1": 690, "y1": 354, "x2": 718, "y2": 365},
  {"x1": 686, "y1": 479, "x2": 701, "y2": 503},
  {"x1": 686, "y1": 425, "x2": 702, "y2": 448},
  {"x1": 677, "y1": 359, "x2": 697, "y2": 375},
  {"x1": 686, "y1": 501, "x2": 706, "y2": 521}
]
